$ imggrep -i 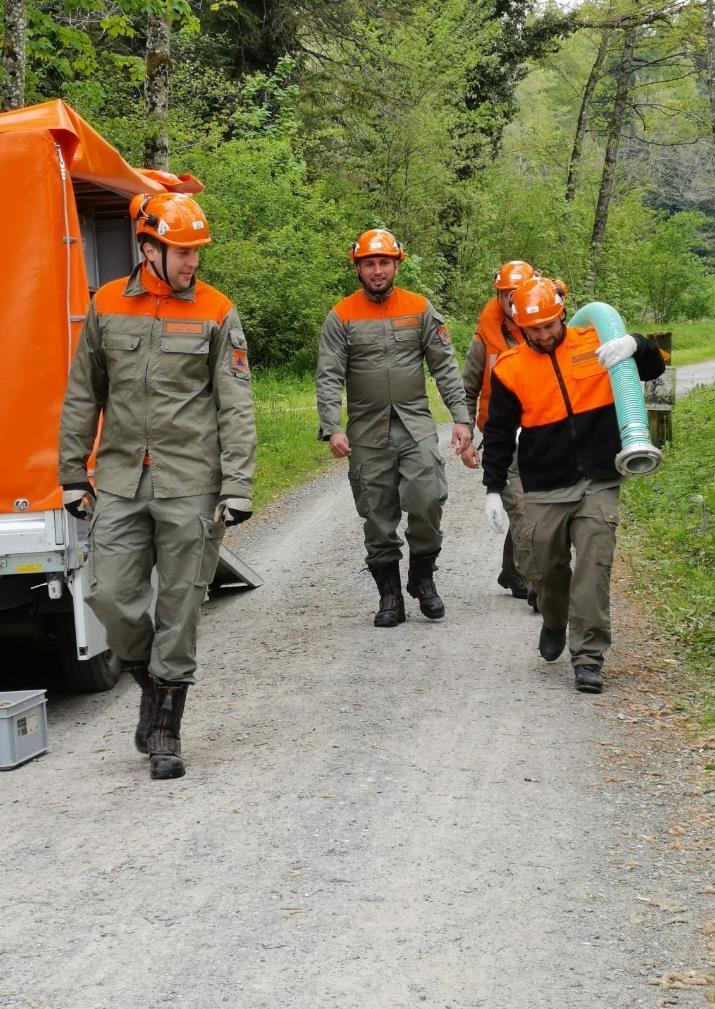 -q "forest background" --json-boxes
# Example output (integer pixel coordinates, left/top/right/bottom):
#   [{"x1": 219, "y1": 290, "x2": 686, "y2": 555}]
[
  {"x1": 3, "y1": 0, "x2": 715, "y2": 370},
  {"x1": 1, "y1": 0, "x2": 714, "y2": 715}
]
